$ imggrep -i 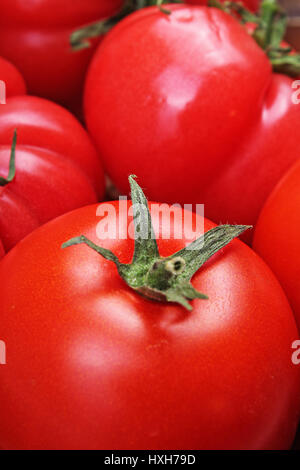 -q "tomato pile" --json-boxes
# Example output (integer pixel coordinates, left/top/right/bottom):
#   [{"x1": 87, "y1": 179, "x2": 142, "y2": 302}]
[
  {"x1": 0, "y1": 0, "x2": 300, "y2": 451},
  {"x1": 0, "y1": 0, "x2": 123, "y2": 108}
]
